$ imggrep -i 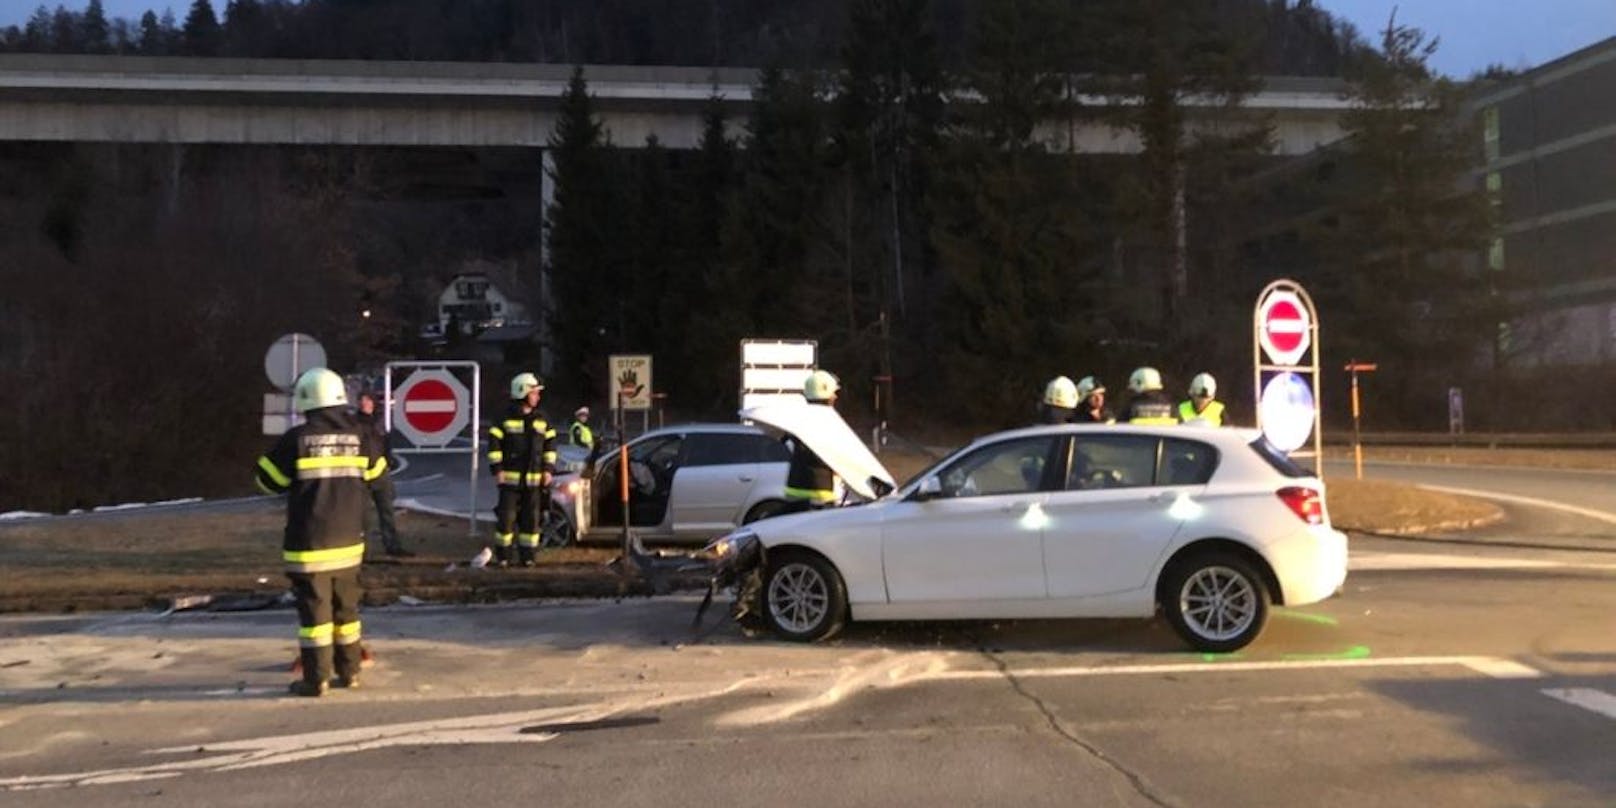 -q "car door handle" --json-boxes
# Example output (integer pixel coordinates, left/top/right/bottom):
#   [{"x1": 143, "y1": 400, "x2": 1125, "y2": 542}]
[
  {"x1": 999, "y1": 503, "x2": 1026, "y2": 513},
  {"x1": 737, "y1": 475, "x2": 755, "y2": 483}
]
